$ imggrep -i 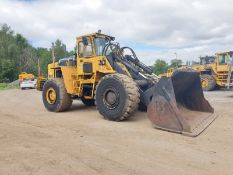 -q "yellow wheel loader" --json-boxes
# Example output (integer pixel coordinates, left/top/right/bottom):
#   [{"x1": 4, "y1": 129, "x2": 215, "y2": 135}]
[
  {"x1": 161, "y1": 52, "x2": 233, "y2": 91},
  {"x1": 41, "y1": 31, "x2": 216, "y2": 136},
  {"x1": 192, "y1": 52, "x2": 233, "y2": 91}
]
